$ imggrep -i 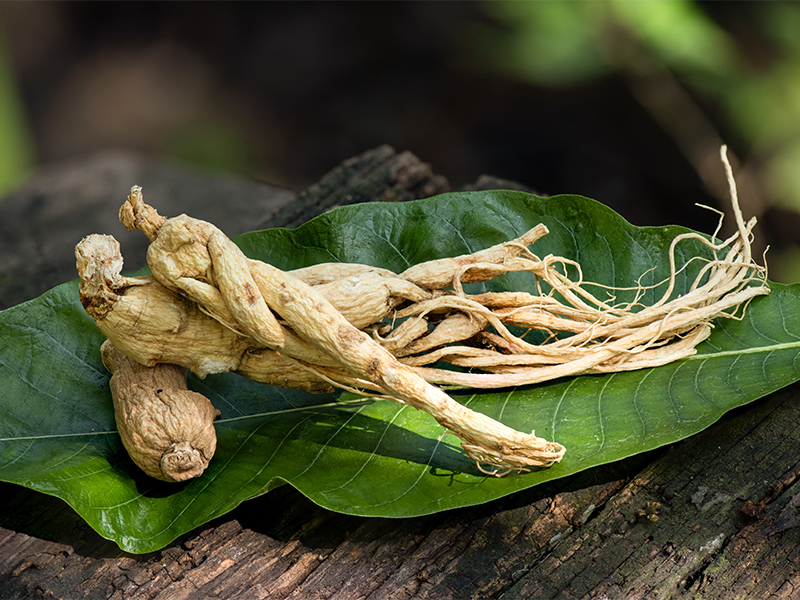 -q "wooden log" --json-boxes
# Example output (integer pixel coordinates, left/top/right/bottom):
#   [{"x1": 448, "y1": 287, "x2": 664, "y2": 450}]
[{"x1": 1, "y1": 147, "x2": 797, "y2": 600}]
